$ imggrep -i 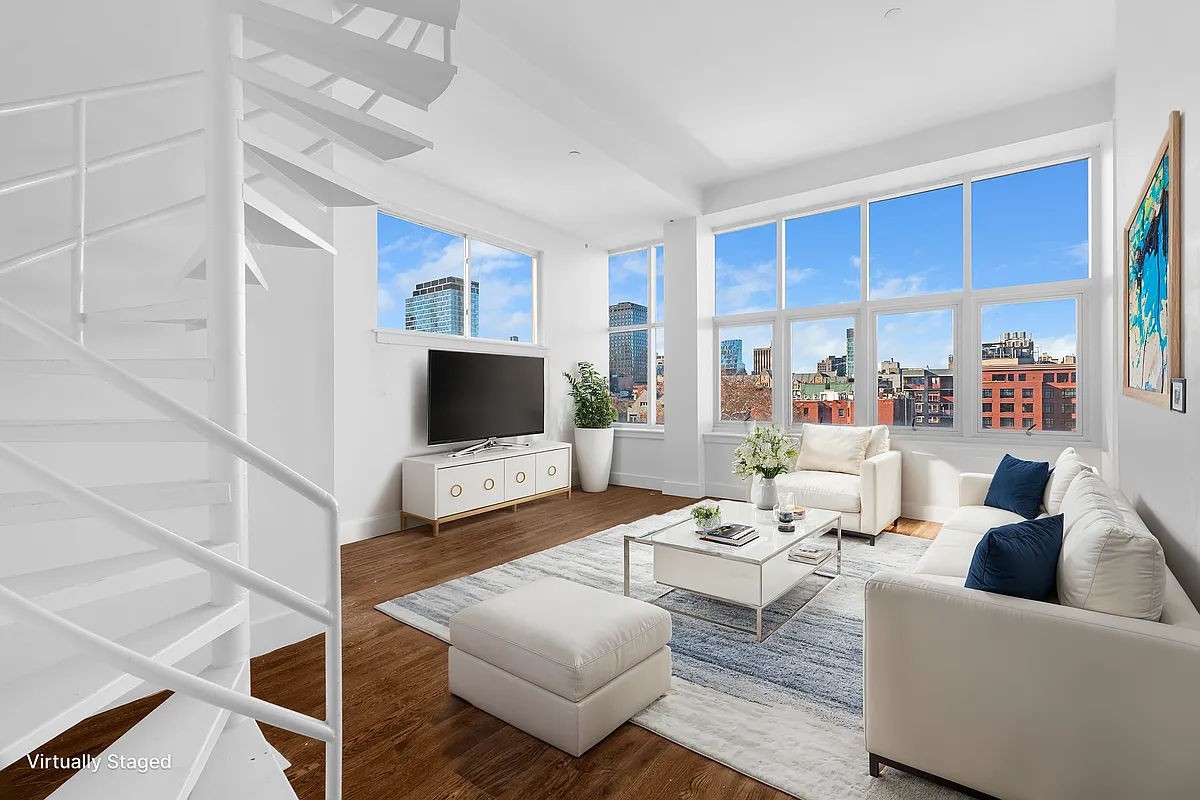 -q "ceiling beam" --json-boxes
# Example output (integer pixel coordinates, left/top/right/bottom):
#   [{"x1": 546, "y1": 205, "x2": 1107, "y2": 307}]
[{"x1": 452, "y1": 15, "x2": 703, "y2": 215}]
